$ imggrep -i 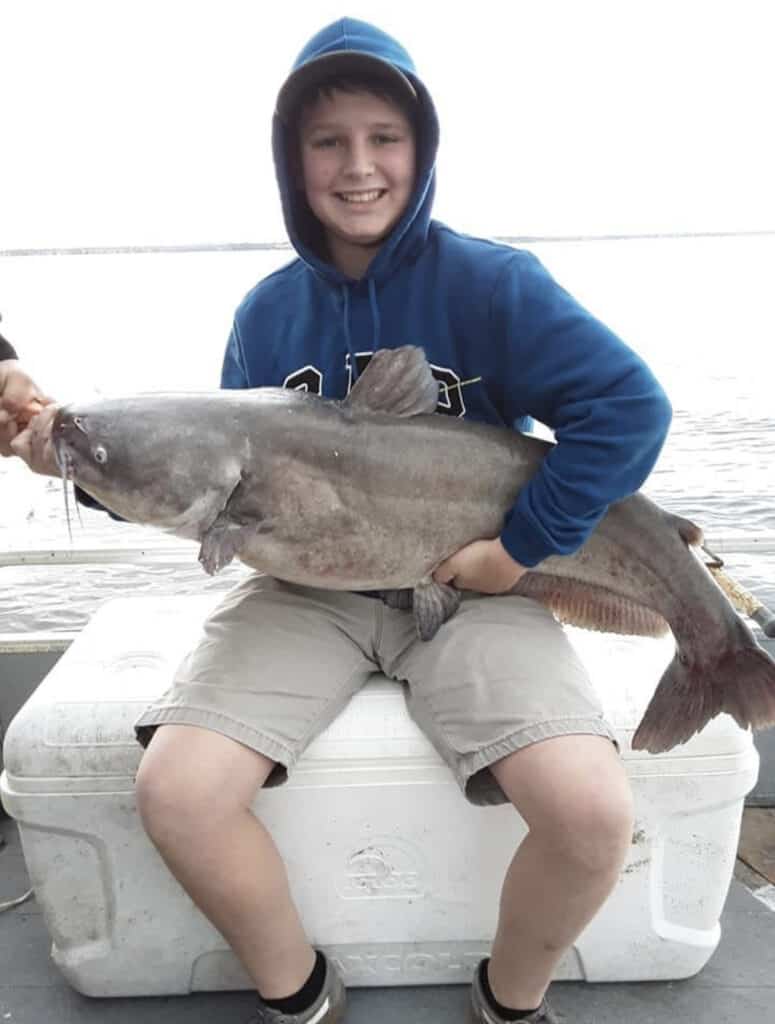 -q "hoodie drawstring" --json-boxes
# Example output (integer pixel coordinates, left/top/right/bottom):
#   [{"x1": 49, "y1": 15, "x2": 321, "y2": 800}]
[
  {"x1": 341, "y1": 284, "x2": 354, "y2": 380},
  {"x1": 341, "y1": 279, "x2": 383, "y2": 385},
  {"x1": 368, "y1": 278, "x2": 381, "y2": 352}
]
